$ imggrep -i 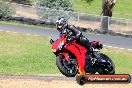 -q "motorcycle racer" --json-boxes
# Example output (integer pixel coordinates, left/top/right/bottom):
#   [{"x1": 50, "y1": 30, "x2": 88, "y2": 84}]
[{"x1": 56, "y1": 17, "x2": 103, "y2": 76}]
